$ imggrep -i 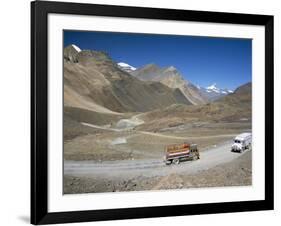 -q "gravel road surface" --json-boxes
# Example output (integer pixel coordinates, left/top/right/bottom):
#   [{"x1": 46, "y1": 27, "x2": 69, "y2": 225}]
[{"x1": 64, "y1": 140, "x2": 249, "y2": 179}]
